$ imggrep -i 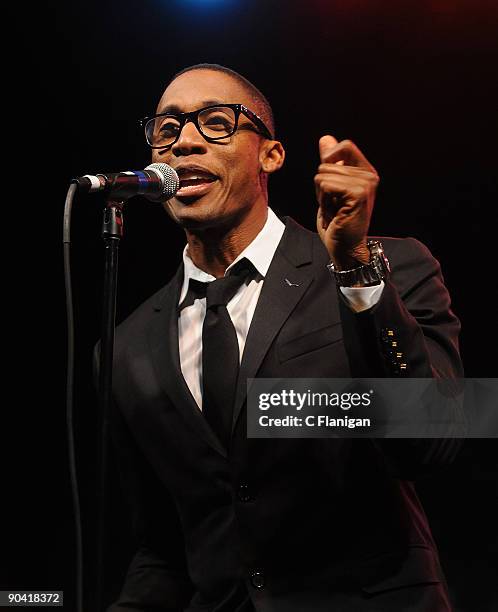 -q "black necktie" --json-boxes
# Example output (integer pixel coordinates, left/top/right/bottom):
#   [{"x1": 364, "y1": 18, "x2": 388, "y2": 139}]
[{"x1": 180, "y1": 261, "x2": 251, "y2": 449}]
